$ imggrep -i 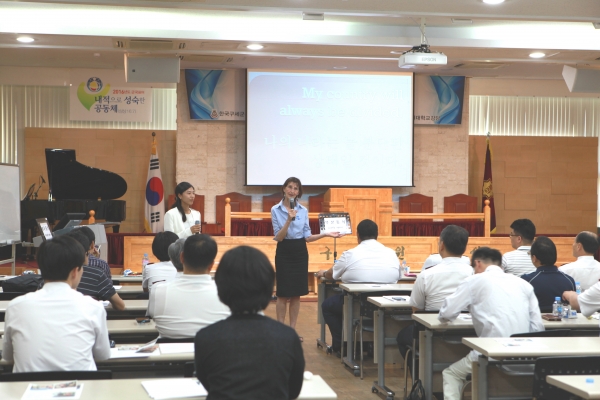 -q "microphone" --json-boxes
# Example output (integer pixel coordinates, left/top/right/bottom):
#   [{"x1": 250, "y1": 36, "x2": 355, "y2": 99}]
[
  {"x1": 195, "y1": 220, "x2": 200, "y2": 234},
  {"x1": 290, "y1": 198, "x2": 295, "y2": 221}
]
